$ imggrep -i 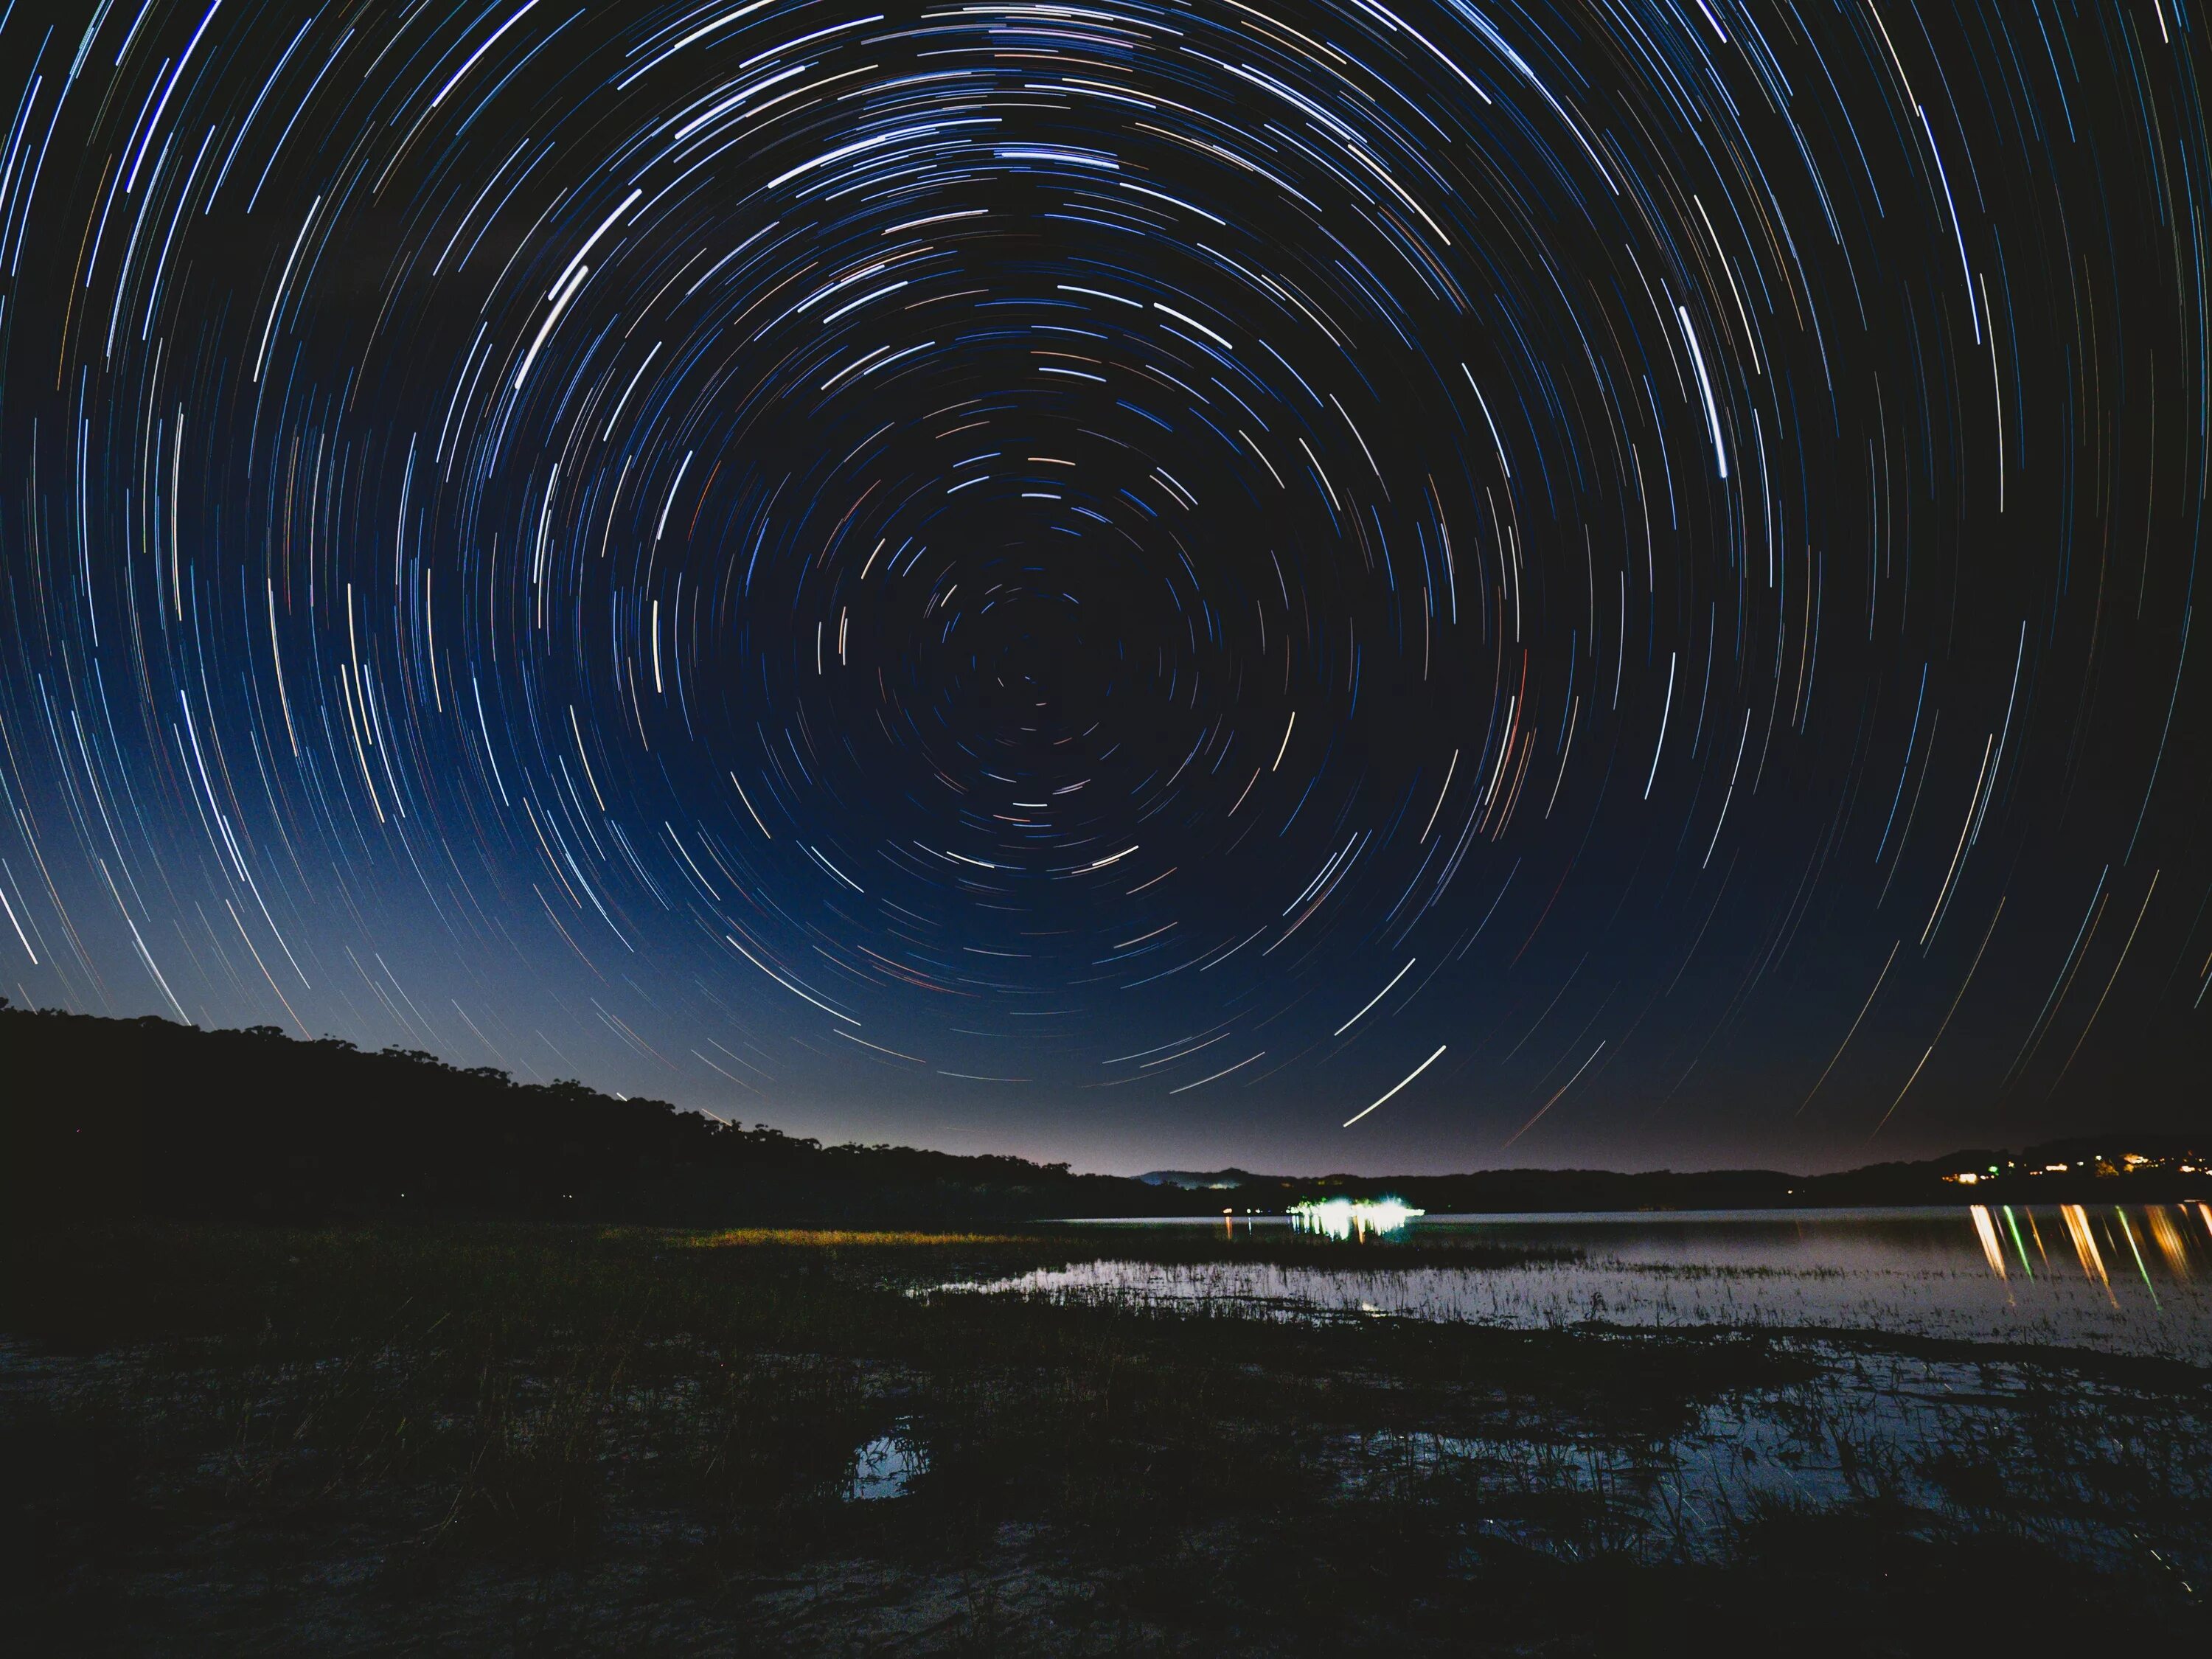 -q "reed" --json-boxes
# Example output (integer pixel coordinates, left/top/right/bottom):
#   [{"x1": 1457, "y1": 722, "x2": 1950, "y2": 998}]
[{"x1": 2, "y1": 1220, "x2": 2202, "y2": 1653}]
